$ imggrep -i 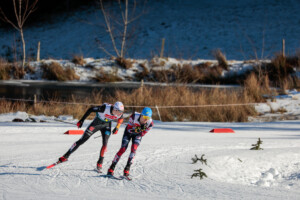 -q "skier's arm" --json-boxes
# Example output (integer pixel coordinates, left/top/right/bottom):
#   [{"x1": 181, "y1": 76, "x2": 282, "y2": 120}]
[
  {"x1": 112, "y1": 115, "x2": 124, "y2": 134},
  {"x1": 77, "y1": 105, "x2": 106, "y2": 128},
  {"x1": 140, "y1": 121, "x2": 154, "y2": 137}
]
